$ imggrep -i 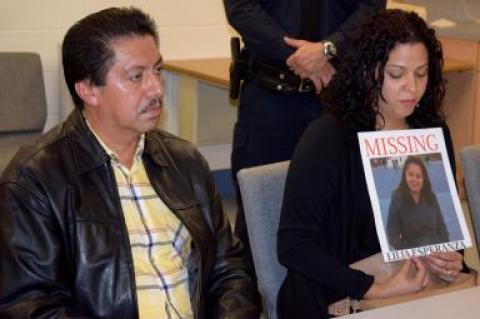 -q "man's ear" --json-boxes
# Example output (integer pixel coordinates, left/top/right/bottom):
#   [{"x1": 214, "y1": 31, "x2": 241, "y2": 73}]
[{"x1": 75, "y1": 79, "x2": 99, "y2": 107}]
